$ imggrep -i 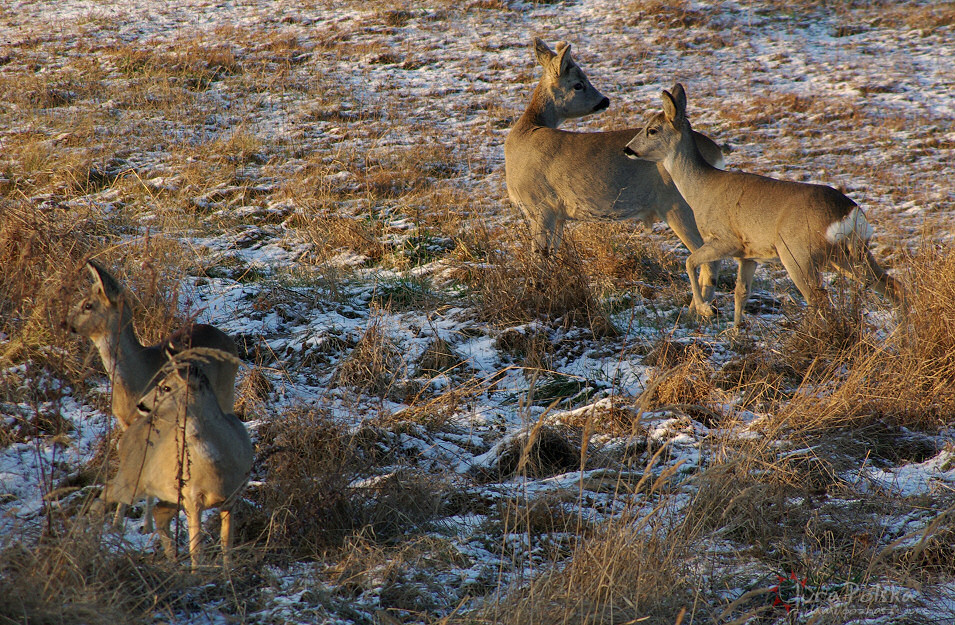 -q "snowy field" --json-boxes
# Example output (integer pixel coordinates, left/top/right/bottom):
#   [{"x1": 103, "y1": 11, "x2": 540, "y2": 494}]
[{"x1": 1, "y1": 0, "x2": 955, "y2": 623}]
